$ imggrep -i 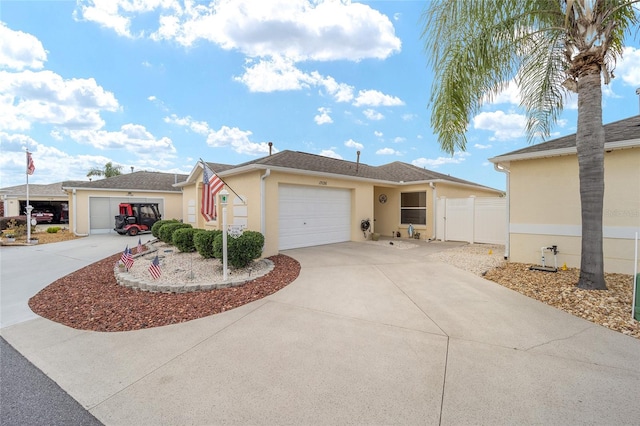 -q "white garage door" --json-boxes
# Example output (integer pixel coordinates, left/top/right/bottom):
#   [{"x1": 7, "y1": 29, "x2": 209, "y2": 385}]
[{"x1": 278, "y1": 185, "x2": 351, "y2": 250}]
